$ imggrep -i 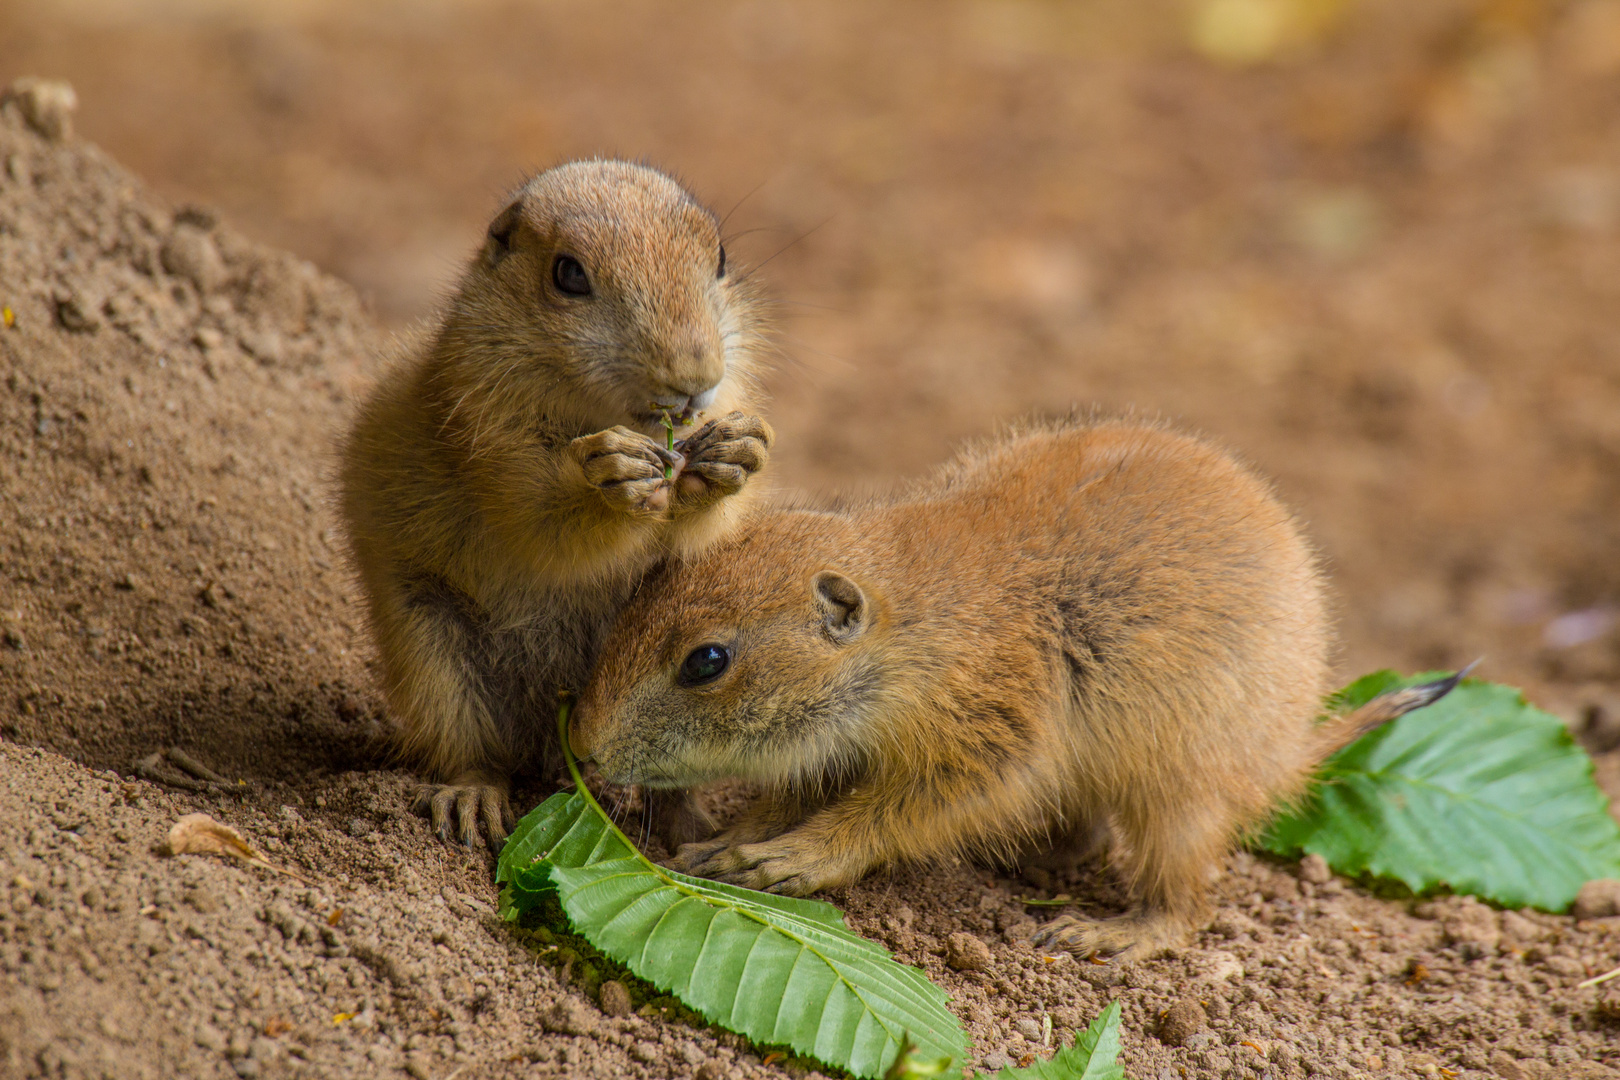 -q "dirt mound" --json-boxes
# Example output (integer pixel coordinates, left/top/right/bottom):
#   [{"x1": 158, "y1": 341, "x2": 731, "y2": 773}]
[
  {"x1": 0, "y1": 81, "x2": 378, "y2": 783},
  {"x1": 4, "y1": 81, "x2": 1620, "y2": 1080}
]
